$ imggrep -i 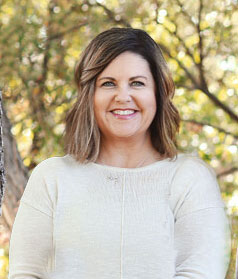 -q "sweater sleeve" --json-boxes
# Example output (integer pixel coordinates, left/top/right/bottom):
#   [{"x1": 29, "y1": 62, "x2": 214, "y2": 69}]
[
  {"x1": 174, "y1": 207, "x2": 231, "y2": 279},
  {"x1": 8, "y1": 159, "x2": 57, "y2": 279},
  {"x1": 18, "y1": 158, "x2": 57, "y2": 217},
  {"x1": 8, "y1": 201, "x2": 54, "y2": 279},
  {"x1": 171, "y1": 156, "x2": 231, "y2": 278}
]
